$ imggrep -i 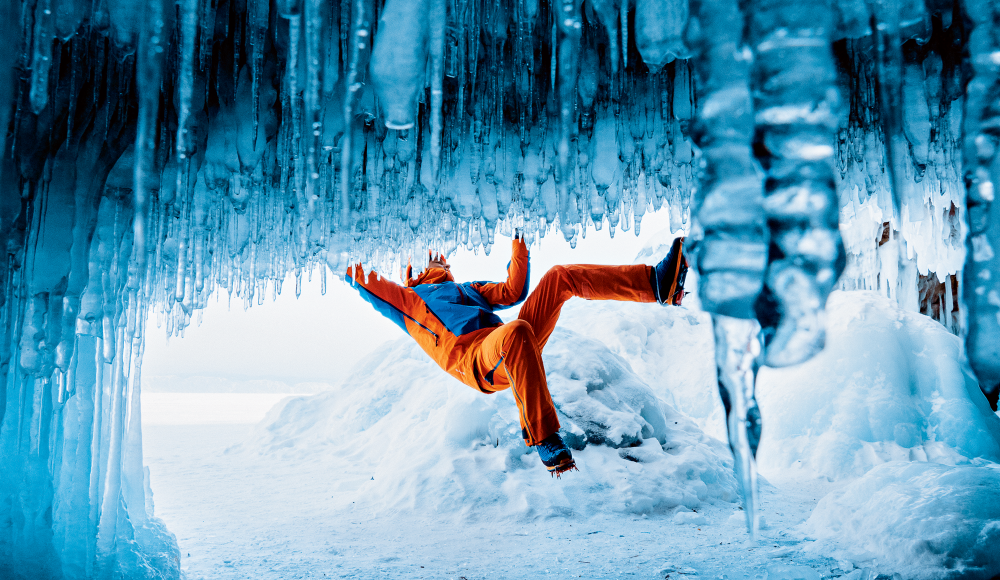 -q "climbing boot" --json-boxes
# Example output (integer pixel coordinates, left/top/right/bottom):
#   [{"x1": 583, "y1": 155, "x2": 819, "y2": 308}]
[
  {"x1": 536, "y1": 432, "x2": 577, "y2": 477},
  {"x1": 653, "y1": 236, "x2": 688, "y2": 306}
]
